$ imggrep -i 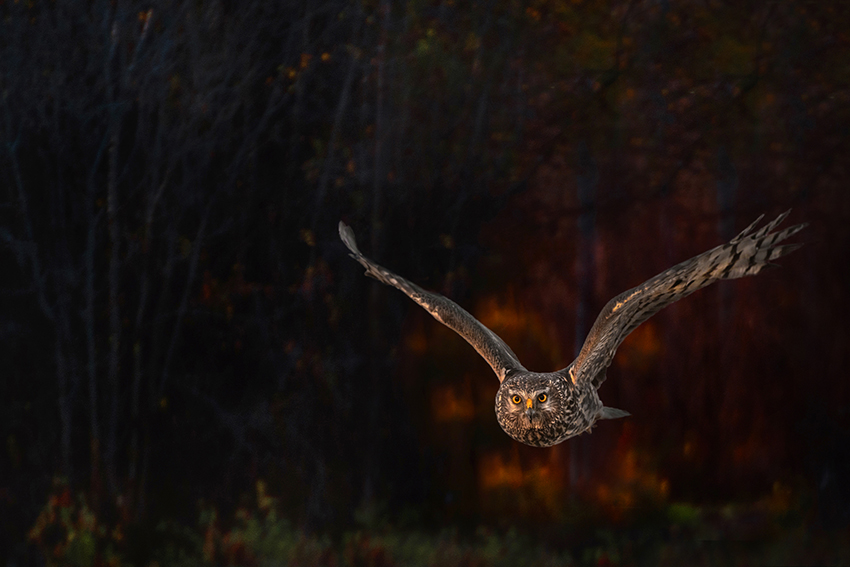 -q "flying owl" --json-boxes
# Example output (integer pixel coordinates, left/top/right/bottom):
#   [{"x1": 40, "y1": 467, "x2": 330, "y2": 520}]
[{"x1": 339, "y1": 211, "x2": 805, "y2": 447}]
